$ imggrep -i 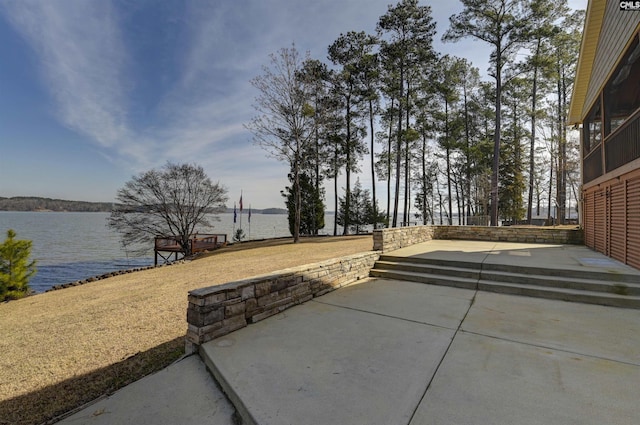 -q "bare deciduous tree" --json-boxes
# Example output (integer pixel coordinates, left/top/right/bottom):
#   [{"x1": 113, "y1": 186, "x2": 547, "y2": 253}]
[
  {"x1": 108, "y1": 162, "x2": 228, "y2": 255},
  {"x1": 246, "y1": 45, "x2": 314, "y2": 242}
]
